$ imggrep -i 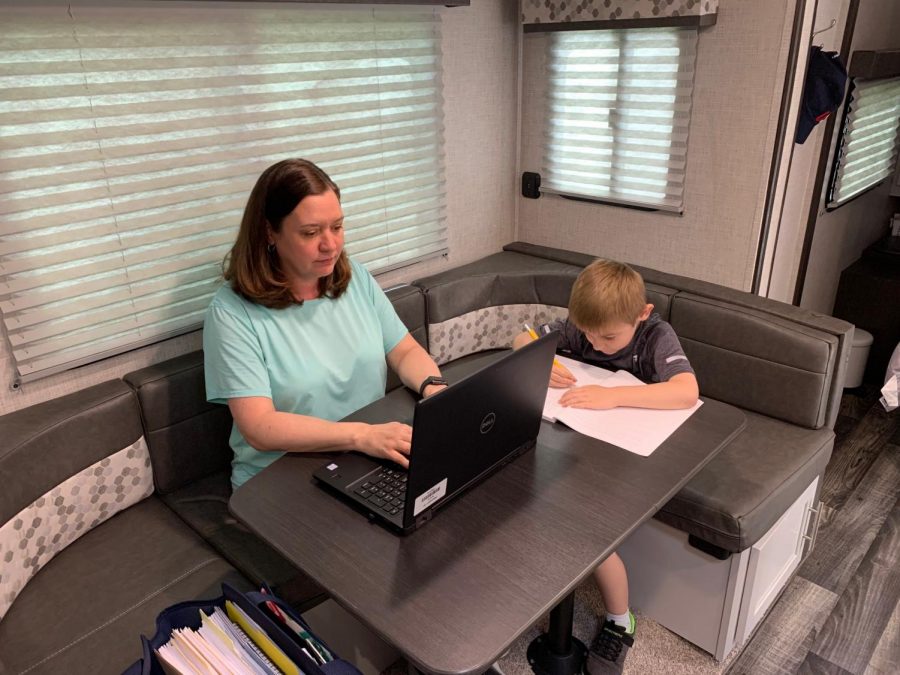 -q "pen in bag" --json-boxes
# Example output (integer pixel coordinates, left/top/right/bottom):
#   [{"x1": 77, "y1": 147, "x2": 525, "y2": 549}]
[
  {"x1": 264, "y1": 598, "x2": 332, "y2": 663},
  {"x1": 297, "y1": 626, "x2": 331, "y2": 663}
]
